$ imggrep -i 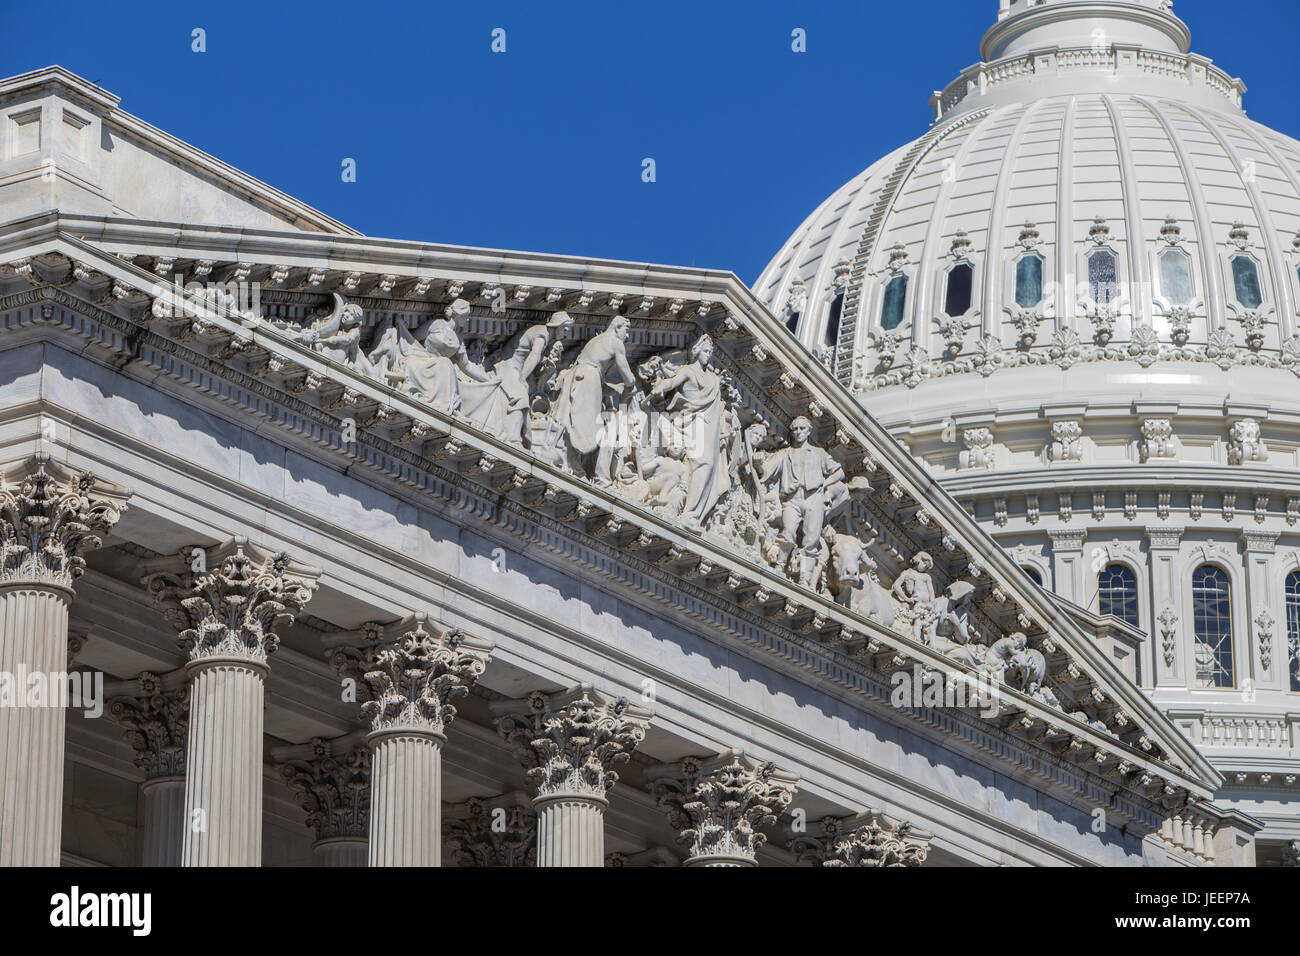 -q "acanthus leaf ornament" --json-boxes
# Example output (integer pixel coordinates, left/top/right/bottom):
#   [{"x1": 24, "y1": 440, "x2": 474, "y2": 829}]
[
  {"x1": 442, "y1": 794, "x2": 538, "y2": 867},
  {"x1": 142, "y1": 538, "x2": 320, "y2": 664},
  {"x1": 648, "y1": 751, "x2": 798, "y2": 865},
  {"x1": 1255, "y1": 609, "x2": 1274, "y2": 671},
  {"x1": 790, "y1": 810, "x2": 932, "y2": 867},
  {"x1": 107, "y1": 670, "x2": 189, "y2": 779},
  {"x1": 0, "y1": 456, "x2": 129, "y2": 589},
  {"x1": 1158, "y1": 607, "x2": 1179, "y2": 668},
  {"x1": 492, "y1": 685, "x2": 651, "y2": 800},
  {"x1": 332, "y1": 614, "x2": 493, "y2": 736},
  {"x1": 278, "y1": 736, "x2": 371, "y2": 842}
]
